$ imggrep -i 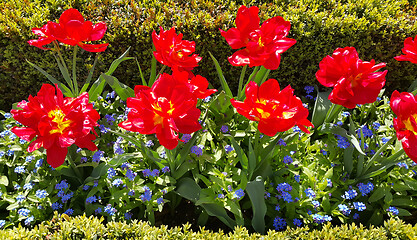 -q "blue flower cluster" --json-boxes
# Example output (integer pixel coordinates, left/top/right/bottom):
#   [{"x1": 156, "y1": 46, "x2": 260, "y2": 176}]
[
  {"x1": 283, "y1": 155, "x2": 293, "y2": 165},
  {"x1": 92, "y1": 150, "x2": 104, "y2": 163},
  {"x1": 232, "y1": 189, "x2": 245, "y2": 200},
  {"x1": 335, "y1": 135, "x2": 350, "y2": 149},
  {"x1": 220, "y1": 125, "x2": 229, "y2": 133},
  {"x1": 342, "y1": 189, "x2": 358, "y2": 200},
  {"x1": 86, "y1": 195, "x2": 98, "y2": 204},
  {"x1": 356, "y1": 125, "x2": 373, "y2": 138},
  {"x1": 181, "y1": 134, "x2": 192, "y2": 143},
  {"x1": 104, "y1": 204, "x2": 117, "y2": 216},
  {"x1": 276, "y1": 183, "x2": 293, "y2": 203},
  {"x1": 312, "y1": 214, "x2": 332, "y2": 224},
  {"x1": 338, "y1": 204, "x2": 351, "y2": 215},
  {"x1": 304, "y1": 188, "x2": 316, "y2": 199},
  {"x1": 273, "y1": 216, "x2": 287, "y2": 230},
  {"x1": 357, "y1": 182, "x2": 374, "y2": 196},
  {"x1": 125, "y1": 169, "x2": 137, "y2": 181},
  {"x1": 36, "y1": 190, "x2": 48, "y2": 199},
  {"x1": 142, "y1": 169, "x2": 160, "y2": 178},
  {"x1": 191, "y1": 145, "x2": 204, "y2": 156},
  {"x1": 140, "y1": 186, "x2": 152, "y2": 202},
  {"x1": 387, "y1": 206, "x2": 399, "y2": 215},
  {"x1": 107, "y1": 167, "x2": 117, "y2": 179},
  {"x1": 225, "y1": 145, "x2": 234, "y2": 154}
]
